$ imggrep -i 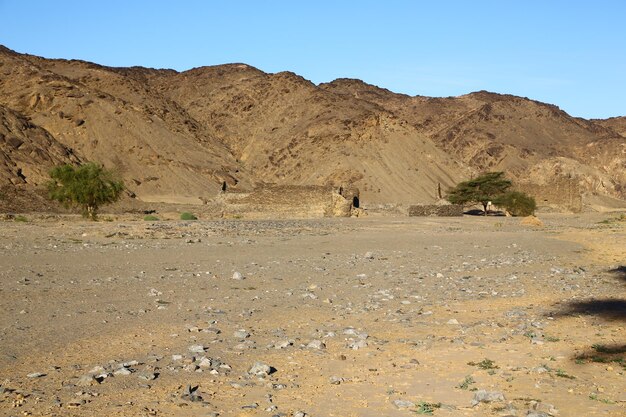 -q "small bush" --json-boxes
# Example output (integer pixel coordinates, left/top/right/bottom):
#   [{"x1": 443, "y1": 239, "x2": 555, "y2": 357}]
[
  {"x1": 14, "y1": 215, "x2": 28, "y2": 222},
  {"x1": 494, "y1": 191, "x2": 536, "y2": 216},
  {"x1": 143, "y1": 215, "x2": 159, "y2": 221},
  {"x1": 180, "y1": 212, "x2": 197, "y2": 220},
  {"x1": 468, "y1": 358, "x2": 499, "y2": 370}
]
